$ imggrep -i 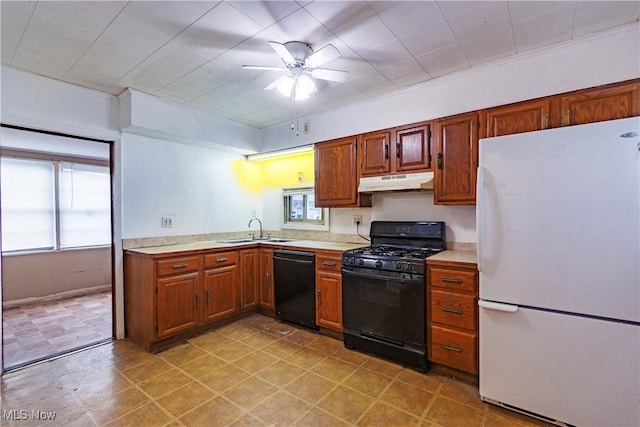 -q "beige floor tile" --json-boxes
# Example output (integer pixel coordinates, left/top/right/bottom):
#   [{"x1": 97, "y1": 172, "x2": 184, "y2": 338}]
[
  {"x1": 87, "y1": 386, "x2": 150, "y2": 425},
  {"x1": 255, "y1": 360, "x2": 305, "y2": 387},
  {"x1": 437, "y1": 377, "x2": 484, "y2": 409},
  {"x1": 305, "y1": 335, "x2": 345, "y2": 355},
  {"x1": 332, "y1": 347, "x2": 372, "y2": 366},
  {"x1": 317, "y1": 385, "x2": 374, "y2": 424},
  {"x1": 228, "y1": 413, "x2": 268, "y2": 427},
  {"x1": 380, "y1": 381, "x2": 435, "y2": 417},
  {"x1": 107, "y1": 340, "x2": 156, "y2": 370},
  {"x1": 3, "y1": 391, "x2": 84, "y2": 427},
  {"x1": 159, "y1": 342, "x2": 208, "y2": 366},
  {"x1": 361, "y1": 357, "x2": 404, "y2": 378},
  {"x1": 342, "y1": 367, "x2": 393, "y2": 398},
  {"x1": 232, "y1": 350, "x2": 278, "y2": 373},
  {"x1": 222, "y1": 376, "x2": 278, "y2": 410},
  {"x1": 260, "y1": 338, "x2": 301, "y2": 358},
  {"x1": 285, "y1": 372, "x2": 337, "y2": 404},
  {"x1": 188, "y1": 332, "x2": 234, "y2": 353},
  {"x1": 138, "y1": 369, "x2": 192, "y2": 399},
  {"x1": 215, "y1": 323, "x2": 258, "y2": 341},
  {"x1": 1, "y1": 364, "x2": 67, "y2": 408},
  {"x1": 290, "y1": 407, "x2": 351, "y2": 427},
  {"x1": 199, "y1": 364, "x2": 250, "y2": 393},
  {"x1": 105, "y1": 402, "x2": 172, "y2": 427},
  {"x1": 311, "y1": 357, "x2": 358, "y2": 382},
  {"x1": 179, "y1": 354, "x2": 228, "y2": 379},
  {"x1": 396, "y1": 368, "x2": 444, "y2": 393},
  {"x1": 250, "y1": 390, "x2": 310, "y2": 425},
  {"x1": 213, "y1": 341, "x2": 255, "y2": 362},
  {"x1": 178, "y1": 396, "x2": 244, "y2": 427},
  {"x1": 156, "y1": 381, "x2": 216, "y2": 418},
  {"x1": 485, "y1": 404, "x2": 547, "y2": 426},
  {"x1": 240, "y1": 331, "x2": 278, "y2": 349},
  {"x1": 287, "y1": 347, "x2": 327, "y2": 369},
  {"x1": 66, "y1": 369, "x2": 132, "y2": 407},
  {"x1": 425, "y1": 396, "x2": 484, "y2": 427},
  {"x1": 357, "y1": 401, "x2": 421, "y2": 426},
  {"x1": 120, "y1": 357, "x2": 172, "y2": 383},
  {"x1": 283, "y1": 329, "x2": 320, "y2": 346}
]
